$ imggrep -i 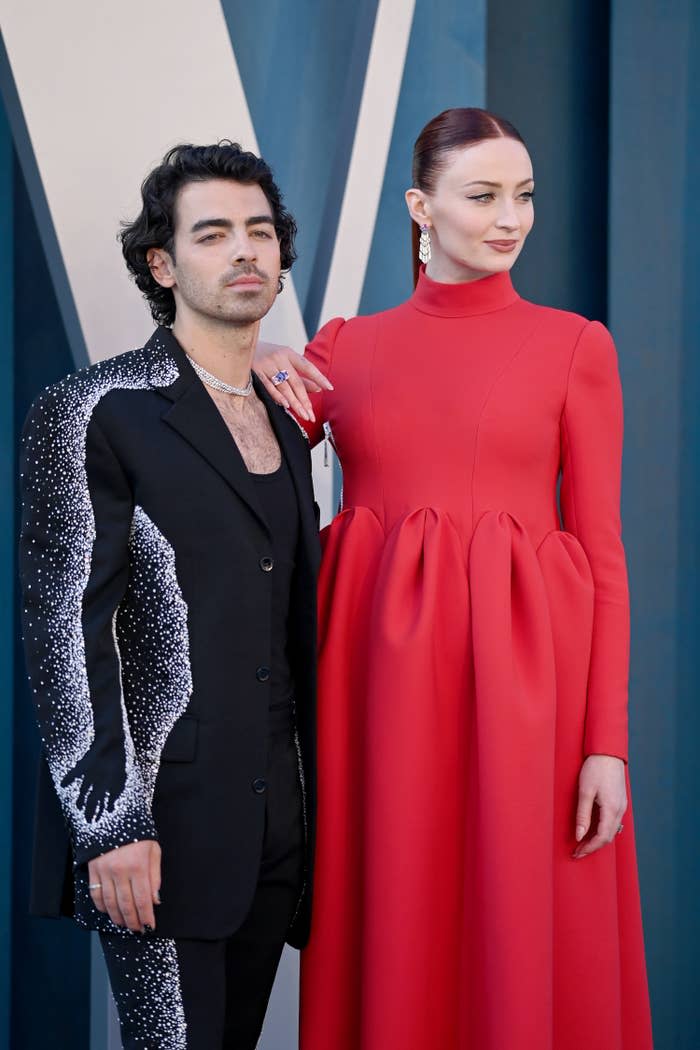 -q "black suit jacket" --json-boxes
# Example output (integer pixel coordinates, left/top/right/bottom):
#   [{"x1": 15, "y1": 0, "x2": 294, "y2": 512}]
[{"x1": 19, "y1": 327, "x2": 320, "y2": 946}]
